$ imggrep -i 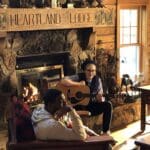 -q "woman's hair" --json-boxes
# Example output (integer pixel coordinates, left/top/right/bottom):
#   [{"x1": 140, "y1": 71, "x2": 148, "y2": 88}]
[
  {"x1": 43, "y1": 89, "x2": 62, "y2": 106},
  {"x1": 81, "y1": 59, "x2": 96, "y2": 70}
]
